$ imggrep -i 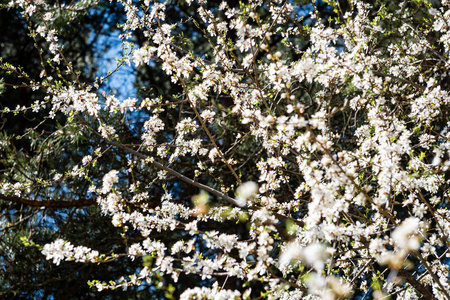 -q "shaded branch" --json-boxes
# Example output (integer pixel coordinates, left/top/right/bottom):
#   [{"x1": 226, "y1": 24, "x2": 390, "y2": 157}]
[
  {"x1": 0, "y1": 194, "x2": 96, "y2": 208},
  {"x1": 397, "y1": 269, "x2": 434, "y2": 300},
  {"x1": 372, "y1": 70, "x2": 425, "y2": 90}
]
